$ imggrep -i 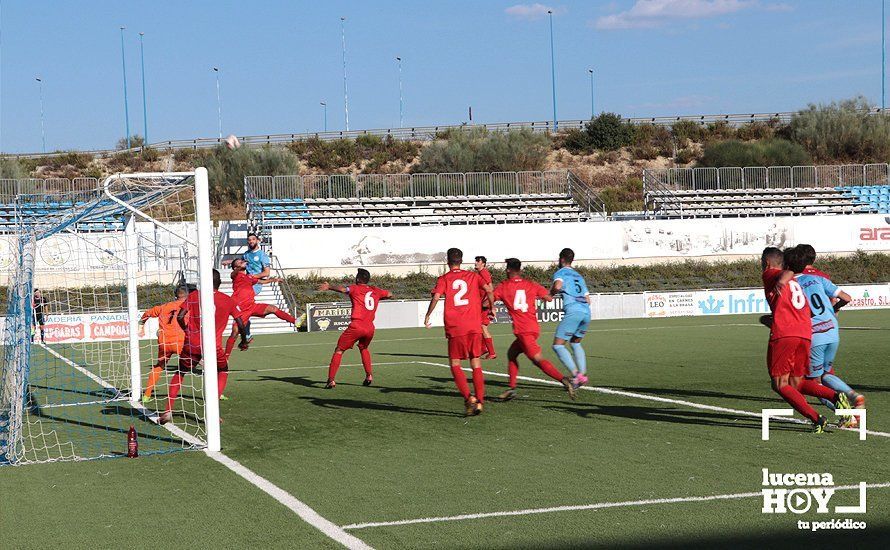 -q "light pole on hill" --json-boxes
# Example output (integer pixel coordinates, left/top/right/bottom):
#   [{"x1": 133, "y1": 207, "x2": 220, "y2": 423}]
[
  {"x1": 36, "y1": 77, "x2": 45, "y2": 153},
  {"x1": 139, "y1": 32, "x2": 148, "y2": 145},
  {"x1": 341, "y1": 17, "x2": 350, "y2": 131},
  {"x1": 320, "y1": 101, "x2": 327, "y2": 132},
  {"x1": 588, "y1": 68, "x2": 595, "y2": 119},
  {"x1": 213, "y1": 67, "x2": 222, "y2": 139},
  {"x1": 397, "y1": 56, "x2": 403, "y2": 127},
  {"x1": 548, "y1": 10, "x2": 557, "y2": 130},
  {"x1": 120, "y1": 26, "x2": 131, "y2": 149}
]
